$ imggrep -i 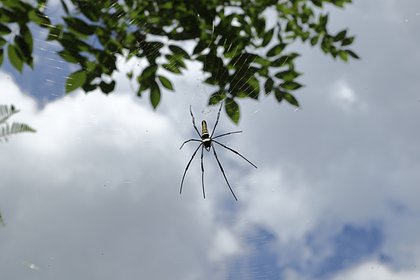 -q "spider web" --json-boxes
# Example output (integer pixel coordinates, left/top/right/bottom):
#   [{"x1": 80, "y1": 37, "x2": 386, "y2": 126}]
[
  {"x1": 4, "y1": 3, "x2": 419, "y2": 279},
  {"x1": 4, "y1": 1, "x2": 271, "y2": 122},
  {"x1": 0, "y1": 1, "x2": 266, "y2": 279}
]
